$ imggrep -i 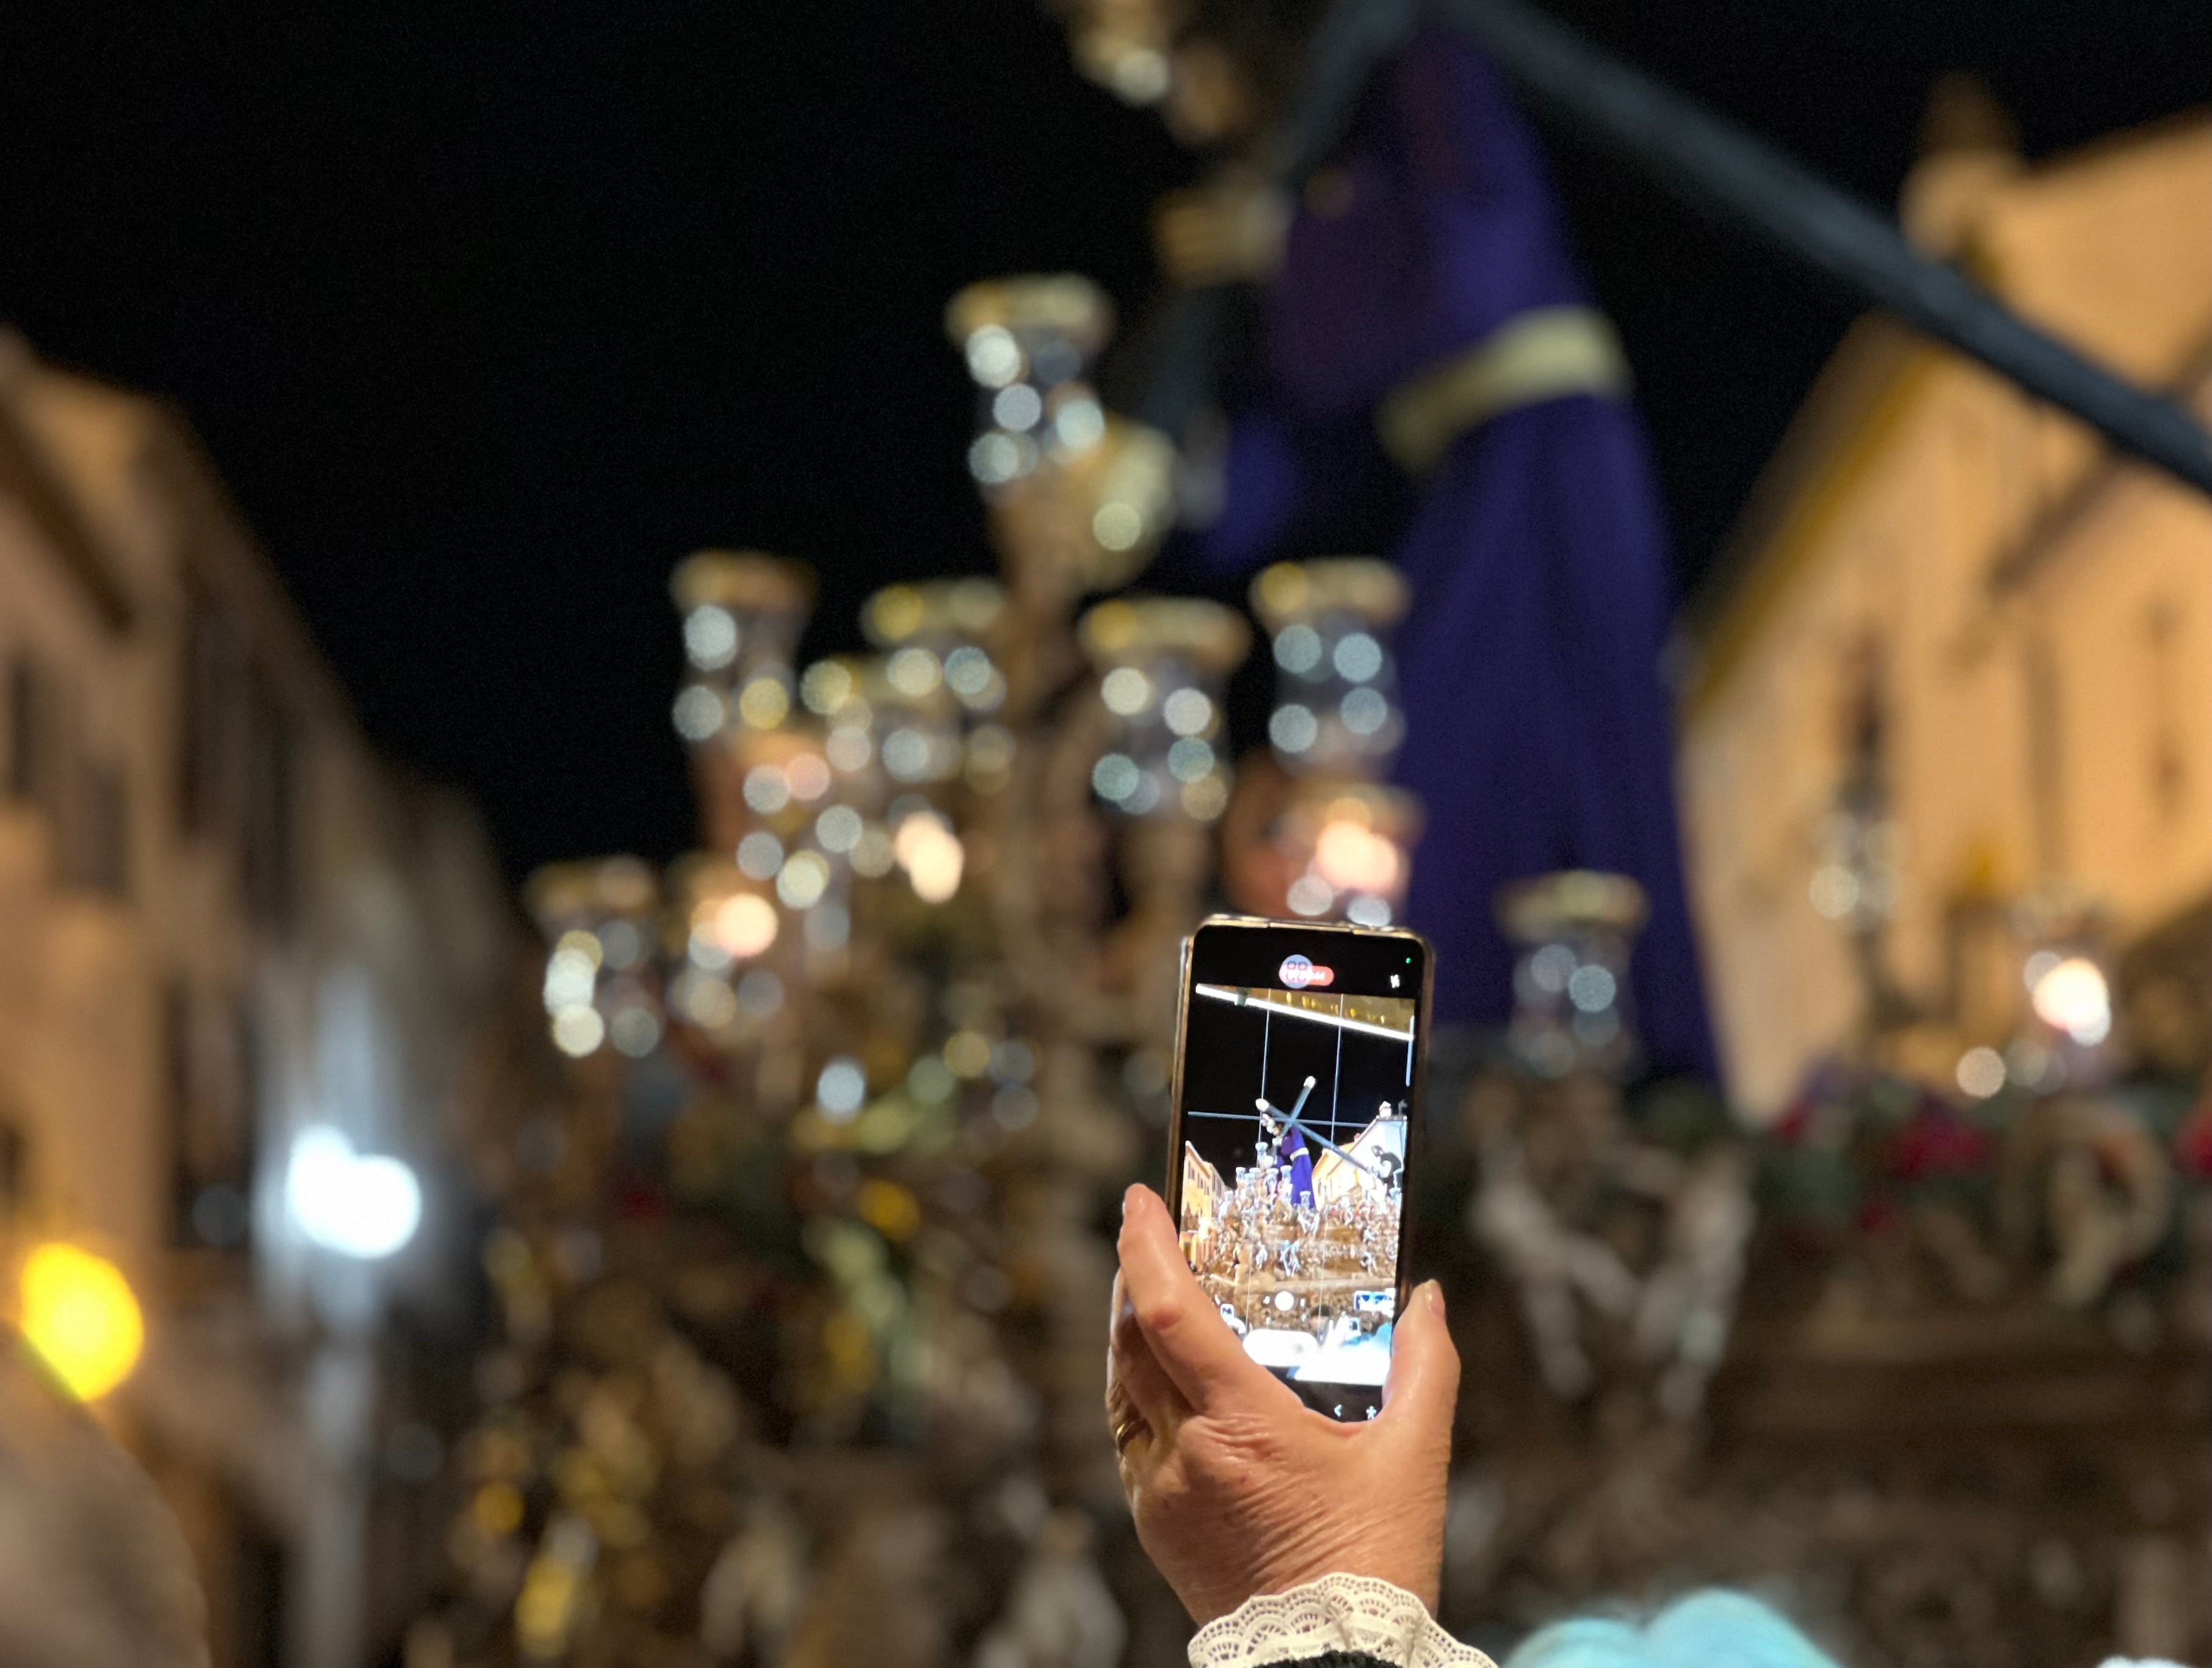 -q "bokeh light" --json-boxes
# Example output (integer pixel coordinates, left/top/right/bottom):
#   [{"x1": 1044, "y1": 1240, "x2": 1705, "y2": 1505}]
[{"x1": 19, "y1": 1242, "x2": 144, "y2": 1401}]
